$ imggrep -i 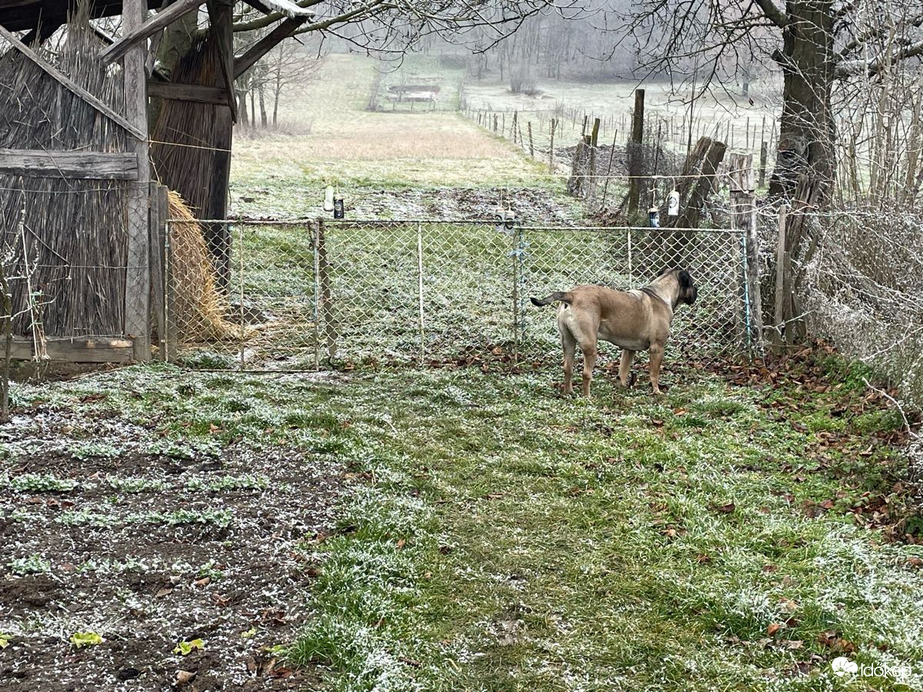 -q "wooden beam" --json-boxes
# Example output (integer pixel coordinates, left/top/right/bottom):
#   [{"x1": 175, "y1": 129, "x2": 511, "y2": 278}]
[
  {"x1": 205, "y1": 0, "x2": 235, "y2": 289},
  {"x1": 123, "y1": 0, "x2": 153, "y2": 363},
  {"x1": 0, "y1": 24, "x2": 146, "y2": 141},
  {"x1": 147, "y1": 80, "x2": 228, "y2": 105},
  {"x1": 10, "y1": 337, "x2": 135, "y2": 363},
  {"x1": 240, "y1": 0, "x2": 315, "y2": 18},
  {"x1": 0, "y1": 148, "x2": 139, "y2": 179},
  {"x1": 99, "y1": 0, "x2": 206, "y2": 65},
  {"x1": 207, "y1": 0, "x2": 238, "y2": 120},
  {"x1": 233, "y1": 16, "x2": 308, "y2": 79}
]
